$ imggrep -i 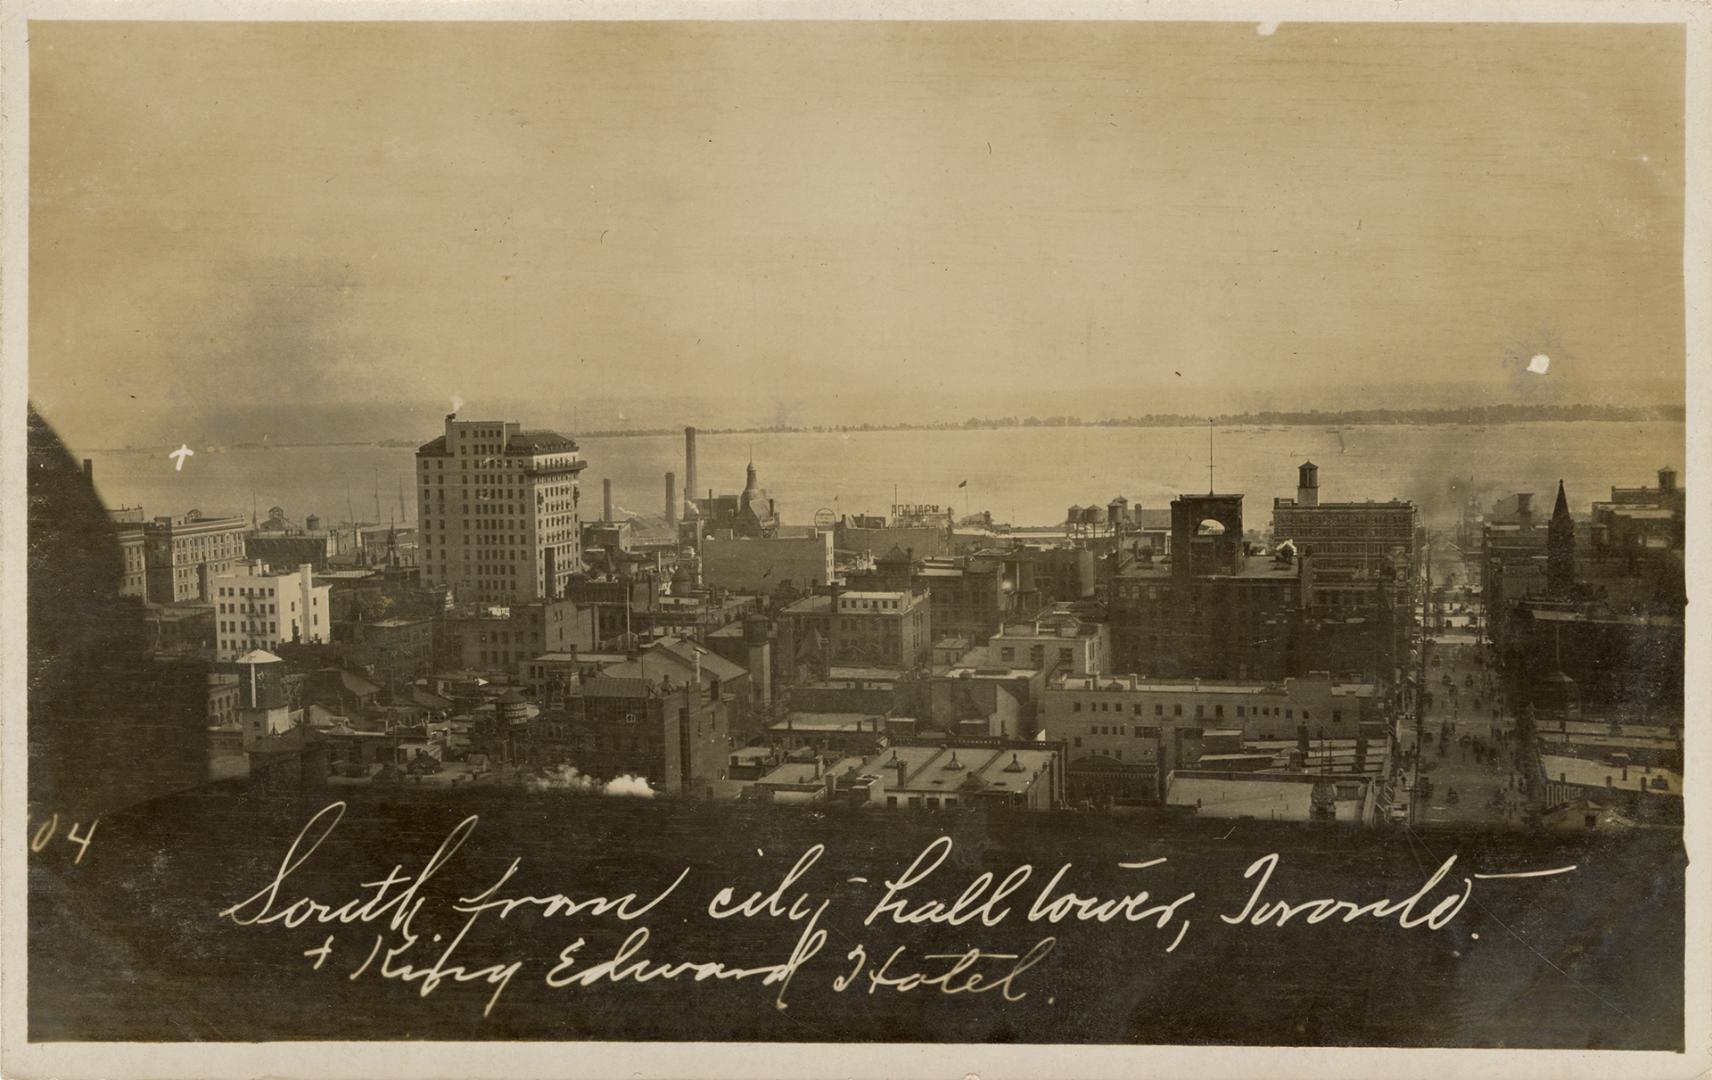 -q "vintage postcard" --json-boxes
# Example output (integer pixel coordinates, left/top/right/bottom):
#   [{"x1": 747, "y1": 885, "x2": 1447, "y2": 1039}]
[{"x1": 1, "y1": 2, "x2": 1706, "y2": 1079}]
